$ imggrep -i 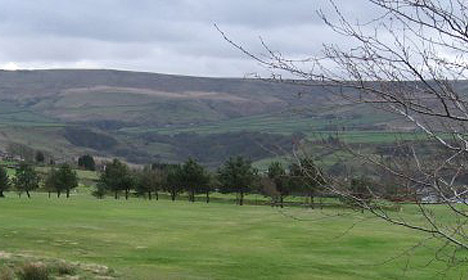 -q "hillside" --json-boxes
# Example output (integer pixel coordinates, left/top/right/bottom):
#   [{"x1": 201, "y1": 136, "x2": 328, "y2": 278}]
[
  {"x1": 0, "y1": 69, "x2": 408, "y2": 166},
  {"x1": 0, "y1": 69, "x2": 324, "y2": 125}
]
